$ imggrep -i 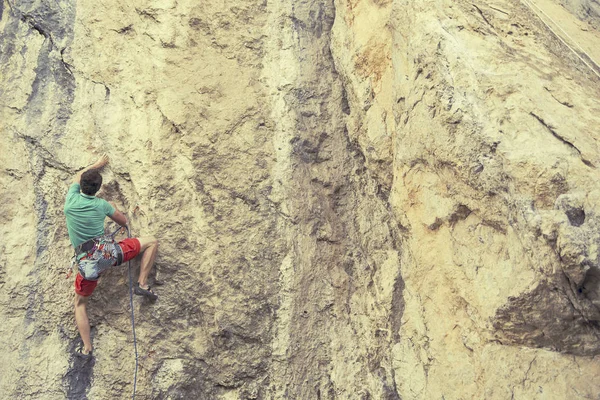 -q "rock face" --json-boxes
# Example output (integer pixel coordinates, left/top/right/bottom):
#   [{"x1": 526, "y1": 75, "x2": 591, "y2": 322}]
[
  {"x1": 560, "y1": 0, "x2": 600, "y2": 28},
  {"x1": 1, "y1": 0, "x2": 600, "y2": 398}
]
